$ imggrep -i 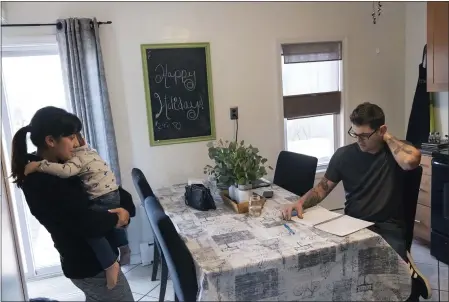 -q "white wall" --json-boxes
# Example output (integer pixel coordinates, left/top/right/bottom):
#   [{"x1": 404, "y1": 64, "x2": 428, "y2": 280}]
[
  {"x1": 3, "y1": 1, "x2": 407, "y2": 262},
  {"x1": 405, "y1": 2, "x2": 448, "y2": 135}
]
